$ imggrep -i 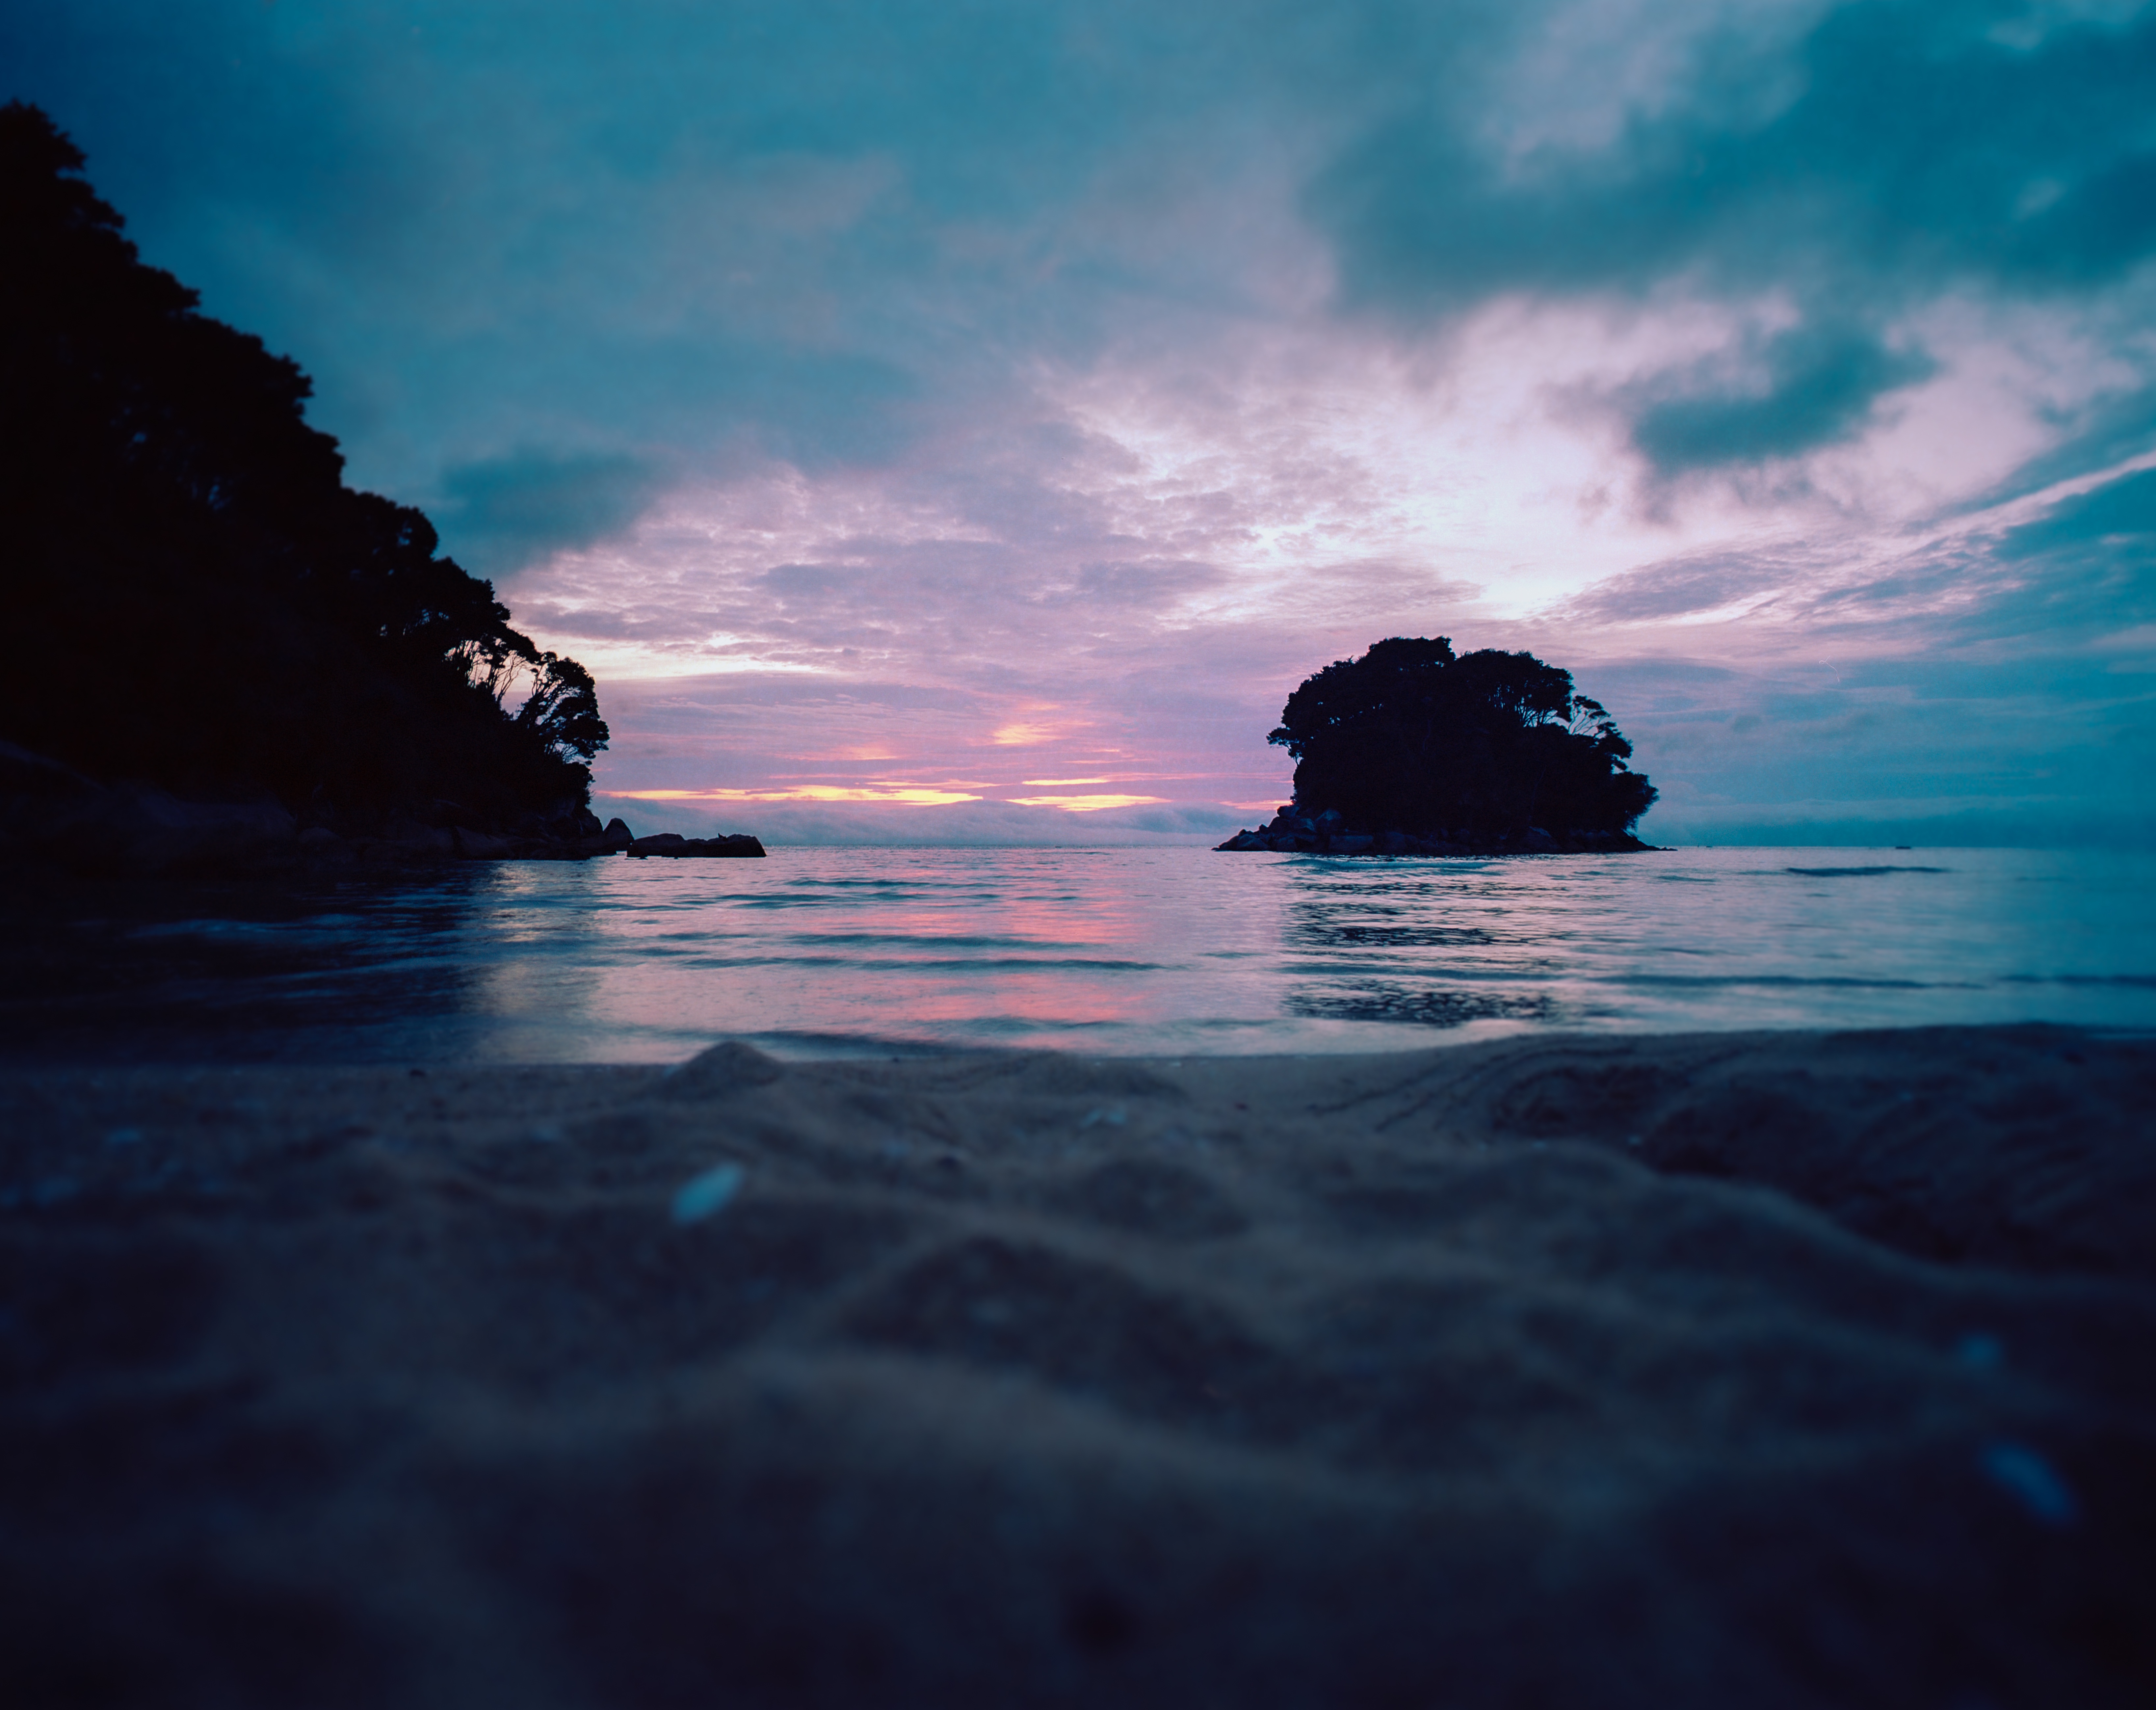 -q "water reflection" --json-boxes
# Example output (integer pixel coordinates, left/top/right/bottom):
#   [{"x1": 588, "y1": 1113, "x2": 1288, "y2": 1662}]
[
  {"x1": 1287, "y1": 987, "x2": 1561, "y2": 1027},
  {"x1": 2, "y1": 846, "x2": 2151, "y2": 1064},
  {"x1": 1280, "y1": 860, "x2": 1565, "y2": 1030},
  {"x1": 1, "y1": 867, "x2": 502, "y2": 1062}
]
